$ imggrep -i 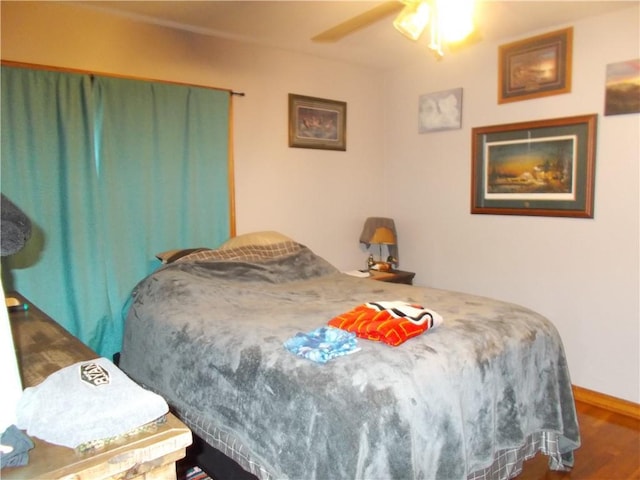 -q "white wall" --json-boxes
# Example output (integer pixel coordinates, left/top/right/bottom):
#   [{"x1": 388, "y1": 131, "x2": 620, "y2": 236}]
[
  {"x1": 384, "y1": 5, "x2": 640, "y2": 403},
  {"x1": 2, "y1": 2, "x2": 638, "y2": 403}
]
